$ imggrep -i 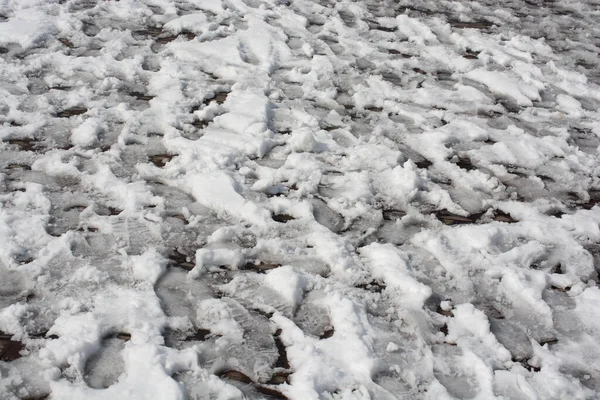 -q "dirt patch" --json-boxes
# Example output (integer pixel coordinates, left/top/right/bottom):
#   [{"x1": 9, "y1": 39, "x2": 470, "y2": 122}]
[
  {"x1": 492, "y1": 210, "x2": 517, "y2": 223},
  {"x1": 449, "y1": 20, "x2": 494, "y2": 30},
  {"x1": 242, "y1": 261, "x2": 282, "y2": 273},
  {"x1": 320, "y1": 327, "x2": 334, "y2": 339},
  {"x1": 0, "y1": 332, "x2": 24, "y2": 362},
  {"x1": 454, "y1": 157, "x2": 477, "y2": 171},
  {"x1": 435, "y1": 210, "x2": 481, "y2": 225},
  {"x1": 130, "y1": 92, "x2": 155, "y2": 101},
  {"x1": 149, "y1": 154, "x2": 176, "y2": 168},
  {"x1": 382, "y1": 209, "x2": 407, "y2": 221},
  {"x1": 4, "y1": 138, "x2": 41, "y2": 152},
  {"x1": 58, "y1": 37, "x2": 74, "y2": 48},
  {"x1": 168, "y1": 249, "x2": 195, "y2": 271},
  {"x1": 355, "y1": 280, "x2": 386, "y2": 293},
  {"x1": 204, "y1": 92, "x2": 229, "y2": 105},
  {"x1": 272, "y1": 213, "x2": 295, "y2": 223},
  {"x1": 463, "y1": 49, "x2": 480, "y2": 59},
  {"x1": 56, "y1": 107, "x2": 87, "y2": 118},
  {"x1": 218, "y1": 369, "x2": 289, "y2": 399},
  {"x1": 184, "y1": 328, "x2": 212, "y2": 341}
]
